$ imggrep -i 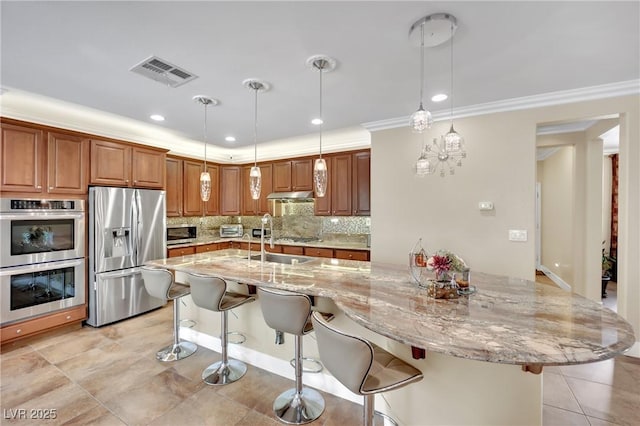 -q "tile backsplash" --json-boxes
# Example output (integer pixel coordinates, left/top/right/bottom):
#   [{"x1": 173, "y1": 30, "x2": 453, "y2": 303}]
[{"x1": 167, "y1": 202, "x2": 370, "y2": 243}]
